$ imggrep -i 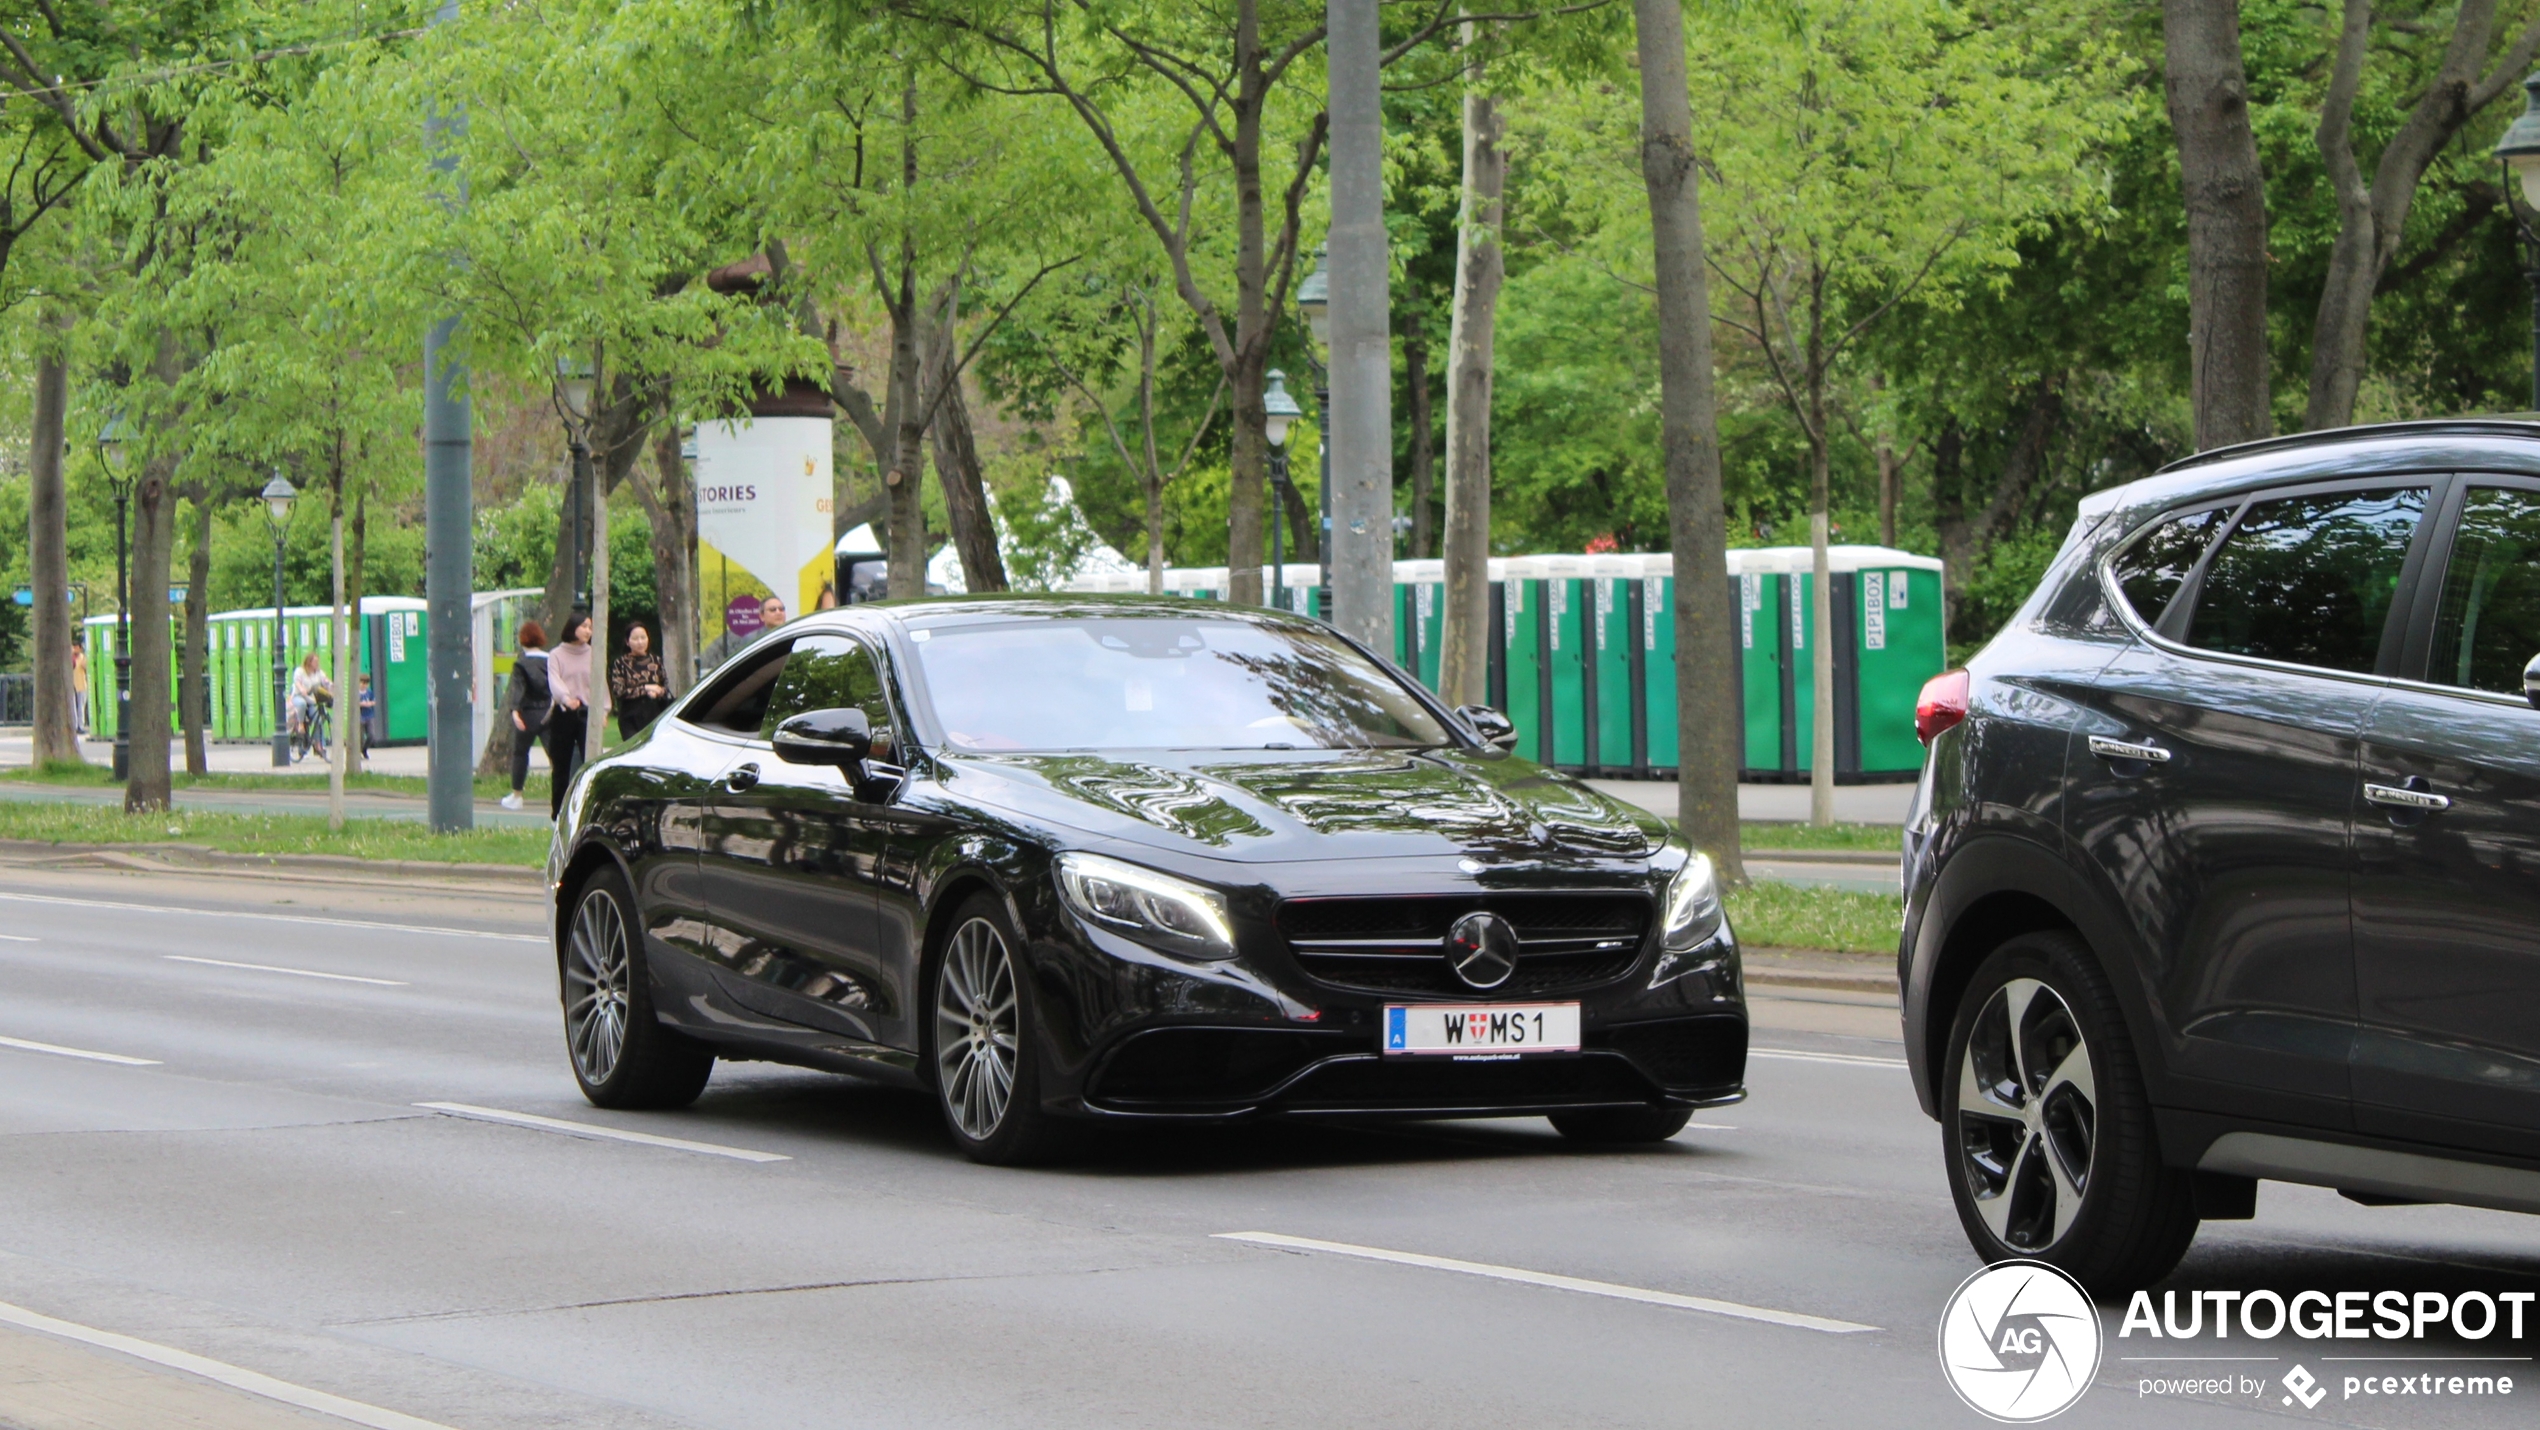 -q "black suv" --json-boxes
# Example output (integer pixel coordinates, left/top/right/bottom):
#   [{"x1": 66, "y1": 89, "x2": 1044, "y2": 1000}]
[{"x1": 1903, "y1": 420, "x2": 2540, "y2": 1293}]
